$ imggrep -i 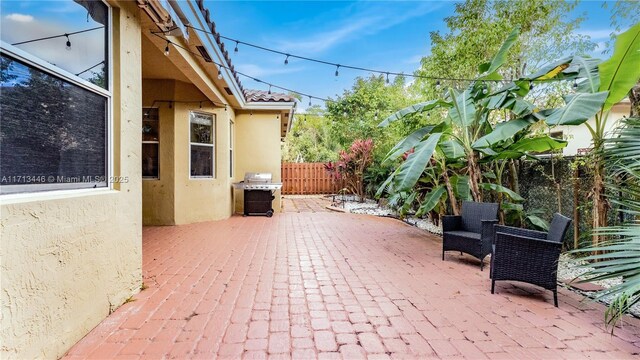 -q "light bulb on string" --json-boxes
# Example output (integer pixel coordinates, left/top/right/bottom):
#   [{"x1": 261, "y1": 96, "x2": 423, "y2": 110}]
[
  {"x1": 482, "y1": 83, "x2": 488, "y2": 94},
  {"x1": 530, "y1": 81, "x2": 534, "y2": 90},
  {"x1": 199, "y1": 101, "x2": 202, "y2": 109},
  {"x1": 374, "y1": 110, "x2": 379, "y2": 121},
  {"x1": 65, "y1": 34, "x2": 71, "y2": 51},
  {"x1": 573, "y1": 80, "x2": 578, "y2": 89},
  {"x1": 436, "y1": 80, "x2": 441, "y2": 90},
  {"x1": 217, "y1": 69, "x2": 223, "y2": 79},
  {"x1": 284, "y1": 55, "x2": 289, "y2": 65},
  {"x1": 335, "y1": 65, "x2": 340, "y2": 77},
  {"x1": 234, "y1": 41, "x2": 239, "y2": 53},
  {"x1": 268, "y1": 85, "x2": 272, "y2": 95},
  {"x1": 308, "y1": 96, "x2": 312, "y2": 107},
  {"x1": 164, "y1": 41, "x2": 170, "y2": 56},
  {"x1": 386, "y1": 73, "x2": 390, "y2": 84}
]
